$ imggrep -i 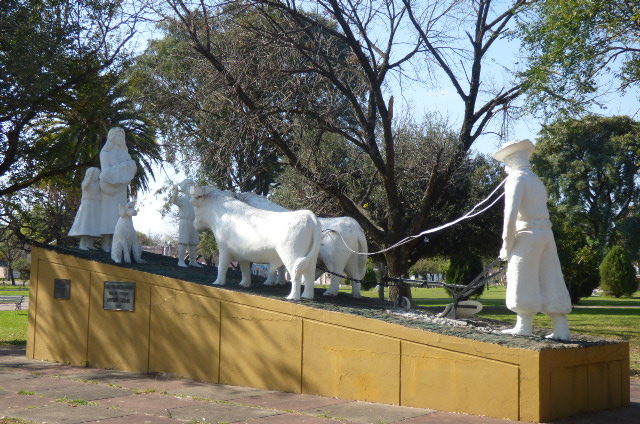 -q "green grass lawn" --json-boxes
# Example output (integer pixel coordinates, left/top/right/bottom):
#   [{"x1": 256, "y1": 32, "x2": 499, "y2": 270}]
[
  {"x1": 0, "y1": 289, "x2": 30, "y2": 297},
  {"x1": 0, "y1": 310, "x2": 29, "y2": 345}
]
